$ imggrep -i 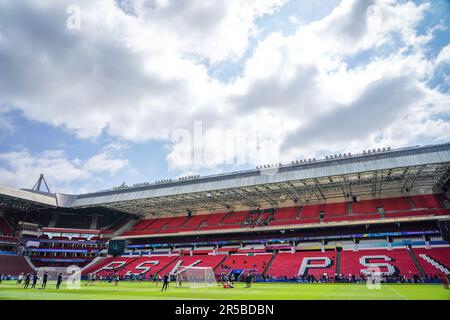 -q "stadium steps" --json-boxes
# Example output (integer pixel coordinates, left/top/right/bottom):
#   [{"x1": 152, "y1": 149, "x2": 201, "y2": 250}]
[
  {"x1": 347, "y1": 202, "x2": 353, "y2": 214},
  {"x1": 0, "y1": 216, "x2": 15, "y2": 236},
  {"x1": 116, "y1": 218, "x2": 139, "y2": 237},
  {"x1": 90, "y1": 213, "x2": 98, "y2": 230},
  {"x1": 180, "y1": 217, "x2": 191, "y2": 228},
  {"x1": 24, "y1": 255, "x2": 36, "y2": 271},
  {"x1": 407, "y1": 197, "x2": 416, "y2": 209},
  {"x1": 219, "y1": 212, "x2": 231, "y2": 225},
  {"x1": 82, "y1": 256, "x2": 106, "y2": 273},
  {"x1": 213, "y1": 255, "x2": 229, "y2": 272},
  {"x1": 262, "y1": 252, "x2": 278, "y2": 275},
  {"x1": 156, "y1": 256, "x2": 181, "y2": 275},
  {"x1": 48, "y1": 212, "x2": 59, "y2": 228},
  {"x1": 335, "y1": 250, "x2": 341, "y2": 275},
  {"x1": 407, "y1": 246, "x2": 426, "y2": 277}
]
